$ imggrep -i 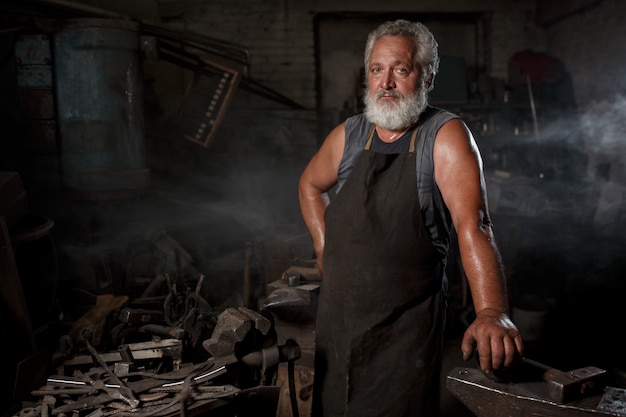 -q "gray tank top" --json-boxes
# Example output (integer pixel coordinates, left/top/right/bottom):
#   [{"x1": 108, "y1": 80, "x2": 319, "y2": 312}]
[{"x1": 337, "y1": 106, "x2": 459, "y2": 258}]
